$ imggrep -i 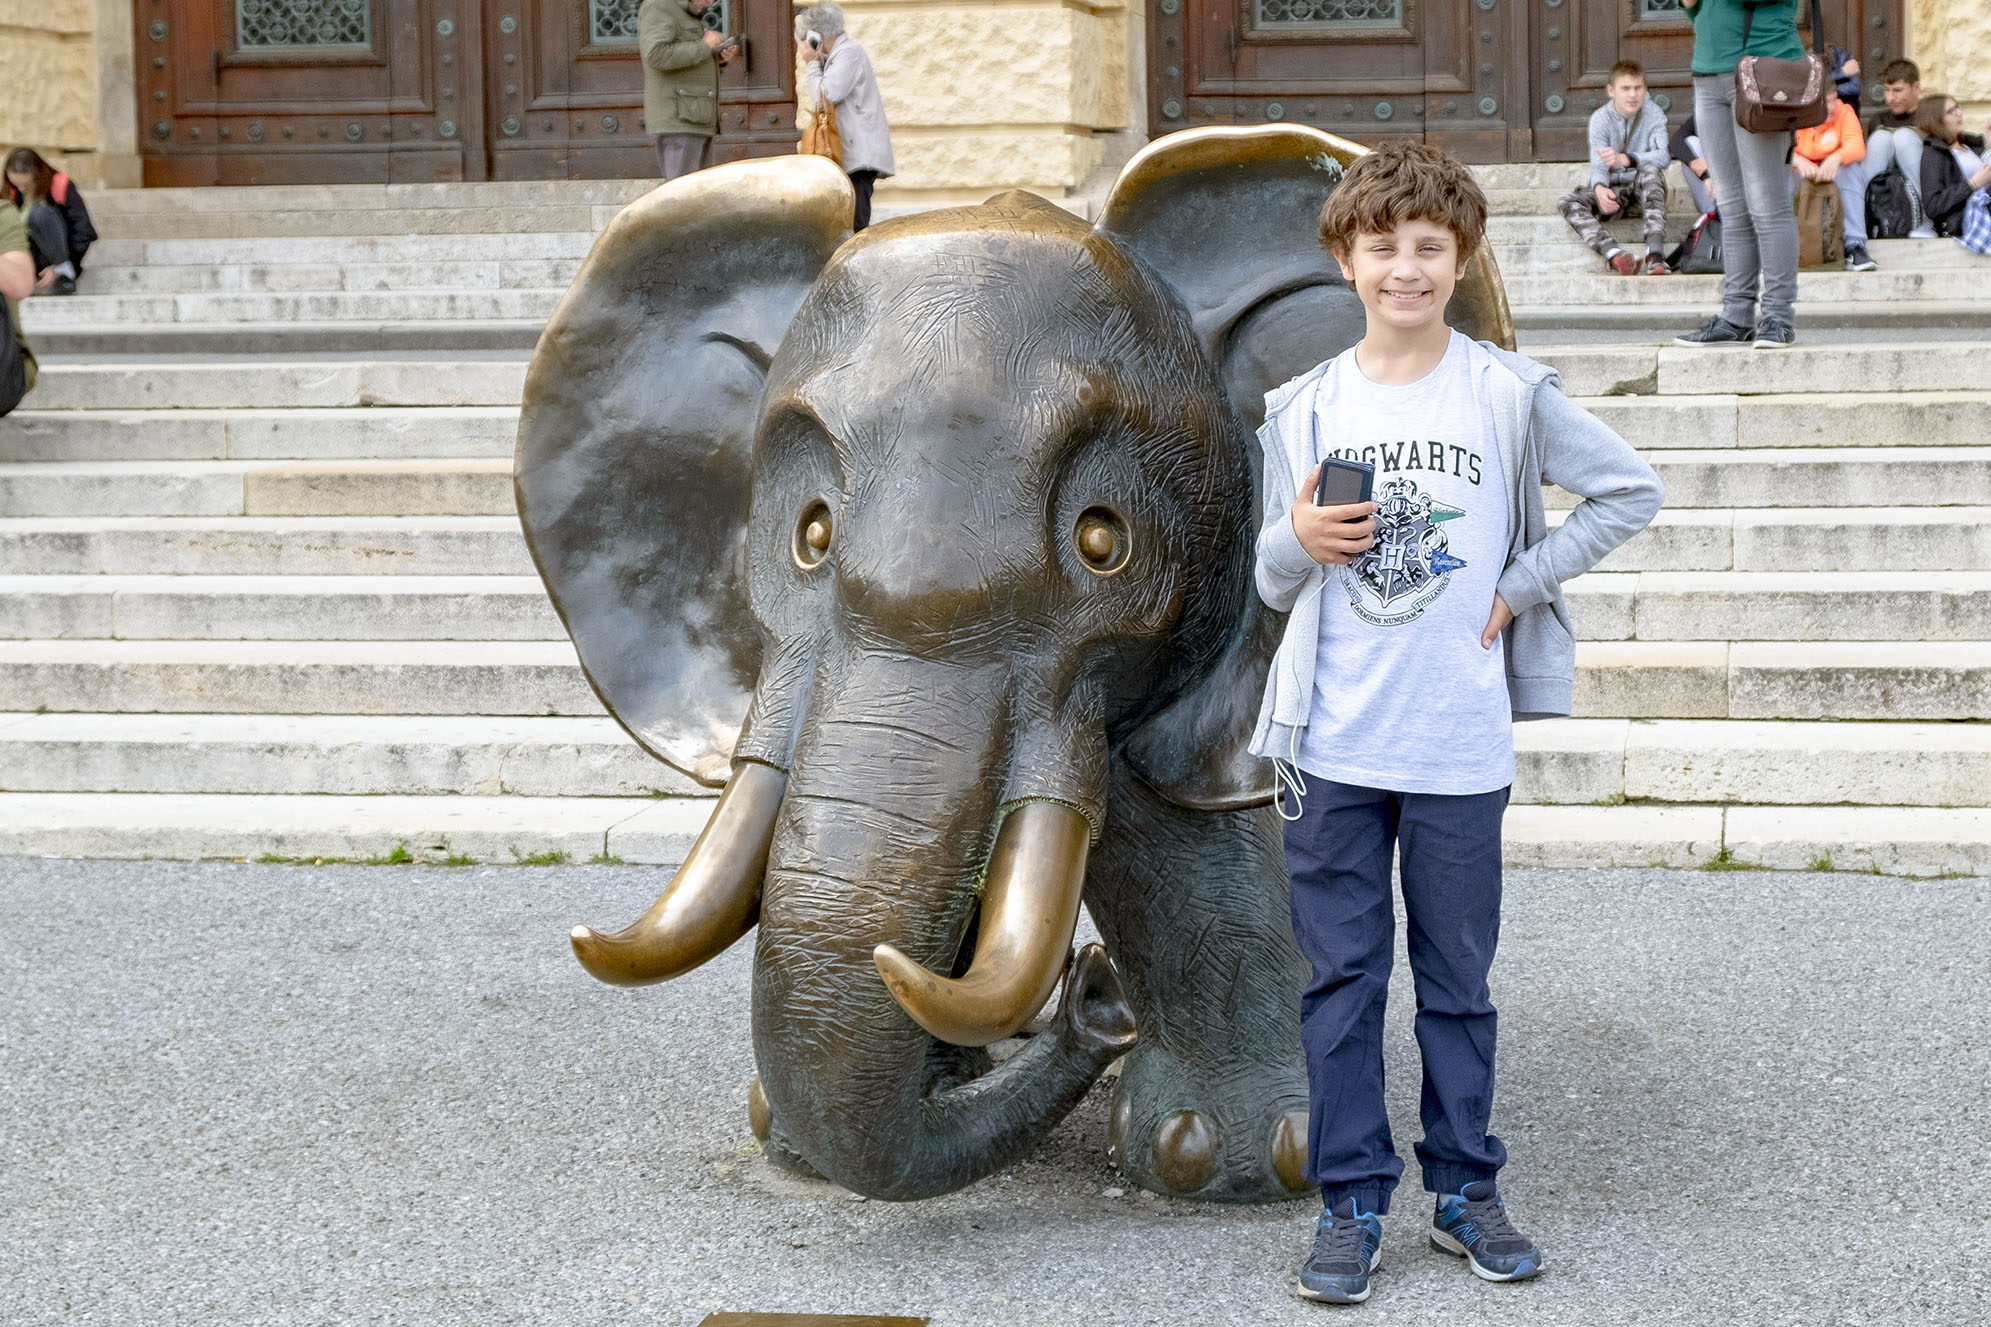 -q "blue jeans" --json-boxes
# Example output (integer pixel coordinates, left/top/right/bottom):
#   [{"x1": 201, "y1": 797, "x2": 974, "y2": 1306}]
[
  {"x1": 1694, "y1": 73, "x2": 1799, "y2": 326},
  {"x1": 1284, "y1": 779, "x2": 1510, "y2": 1215}
]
